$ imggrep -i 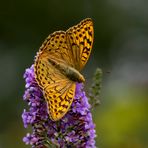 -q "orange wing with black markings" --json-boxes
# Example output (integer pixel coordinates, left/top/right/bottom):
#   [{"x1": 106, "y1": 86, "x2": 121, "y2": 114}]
[{"x1": 66, "y1": 18, "x2": 94, "y2": 70}]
